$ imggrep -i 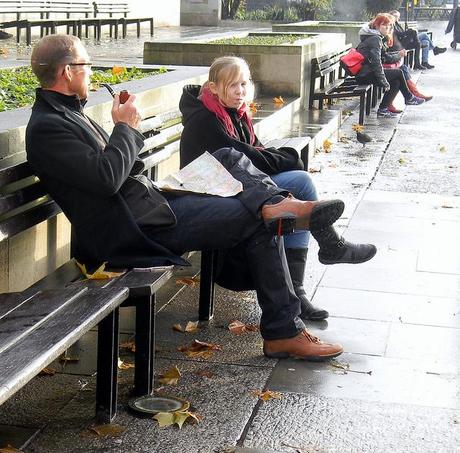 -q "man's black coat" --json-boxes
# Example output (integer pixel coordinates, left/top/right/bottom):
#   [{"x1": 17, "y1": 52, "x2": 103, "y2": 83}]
[{"x1": 26, "y1": 89, "x2": 186, "y2": 268}]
